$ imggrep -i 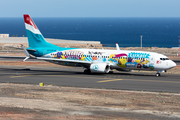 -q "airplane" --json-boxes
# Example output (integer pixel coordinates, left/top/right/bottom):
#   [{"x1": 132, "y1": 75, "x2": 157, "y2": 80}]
[{"x1": 22, "y1": 14, "x2": 176, "y2": 77}]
